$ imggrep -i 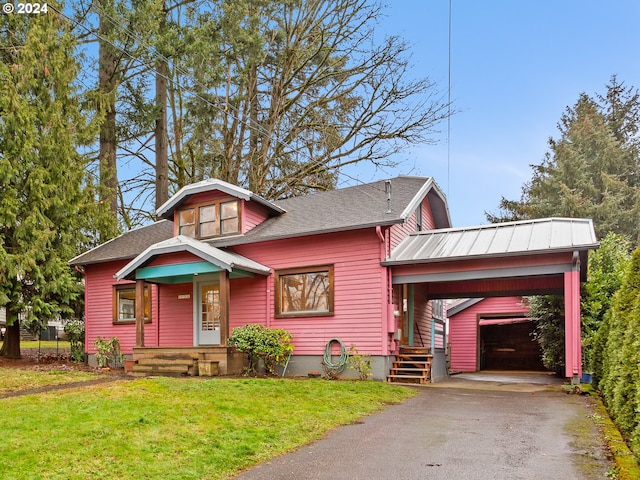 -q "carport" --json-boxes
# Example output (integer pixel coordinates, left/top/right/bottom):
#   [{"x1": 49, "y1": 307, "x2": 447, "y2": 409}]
[{"x1": 382, "y1": 217, "x2": 599, "y2": 381}]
